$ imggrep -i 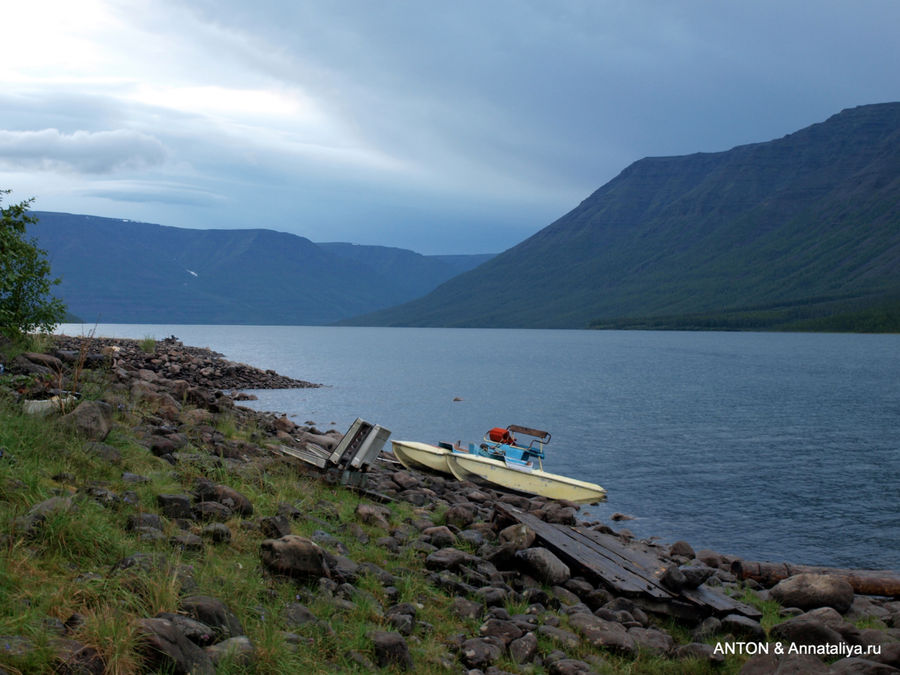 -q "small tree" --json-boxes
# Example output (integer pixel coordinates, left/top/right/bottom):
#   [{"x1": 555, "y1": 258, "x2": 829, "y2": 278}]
[{"x1": 0, "y1": 190, "x2": 66, "y2": 341}]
